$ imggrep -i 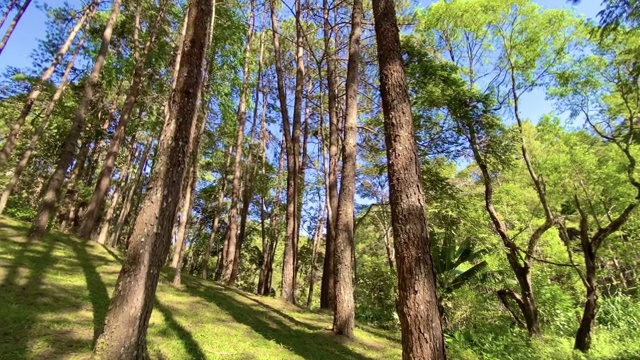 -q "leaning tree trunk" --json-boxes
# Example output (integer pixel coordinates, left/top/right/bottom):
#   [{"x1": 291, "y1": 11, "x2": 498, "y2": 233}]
[
  {"x1": 28, "y1": 0, "x2": 121, "y2": 240},
  {"x1": 371, "y1": 0, "x2": 446, "y2": 357},
  {"x1": 95, "y1": 139, "x2": 138, "y2": 244},
  {"x1": 333, "y1": 0, "x2": 362, "y2": 338},
  {"x1": 172, "y1": 98, "x2": 207, "y2": 277},
  {"x1": 0, "y1": 0, "x2": 95, "y2": 166},
  {"x1": 173, "y1": 156, "x2": 198, "y2": 286},
  {"x1": 78, "y1": 2, "x2": 167, "y2": 239},
  {"x1": 574, "y1": 209, "x2": 598, "y2": 352},
  {"x1": 320, "y1": 0, "x2": 338, "y2": 310},
  {"x1": 0, "y1": 0, "x2": 19, "y2": 30},
  {"x1": 93, "y1": 0, "x2": 212, "y2": 357},
  {"x1": 0, "y1": 34, "x2": 85, "y2": 214},
  {"x1": 109, "y1": 137, "x2": 152, "y2": 247},
  {"x1": 0, "y1": 0, "x2": 31, "y2": 56}
]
